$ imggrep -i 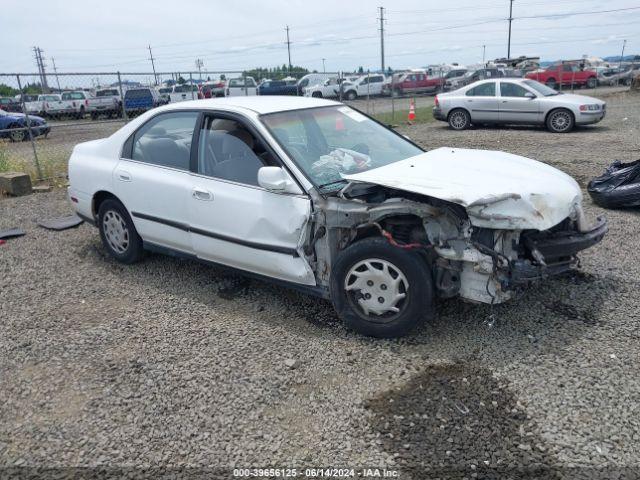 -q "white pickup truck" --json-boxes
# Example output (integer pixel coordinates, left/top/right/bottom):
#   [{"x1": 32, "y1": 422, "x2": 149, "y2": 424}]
[
  {"x1": 167, "y1": 84, "x2": 199, "y2": 103},
  {"x1": 61, "y1": 91, "x2": 119, "y2": 119},
  {"x1": 342, "y1": 74, "x2": 386, "y2": 100},
  {"x1": 225, "y1": 77, "x2": 258, "y2": 97},
  {"x1": 304, "y1": 77, "x2": 350, "y2": 99},
  {"x1": 39, "y1": 94, "x2": 75, "y2": 117}
]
